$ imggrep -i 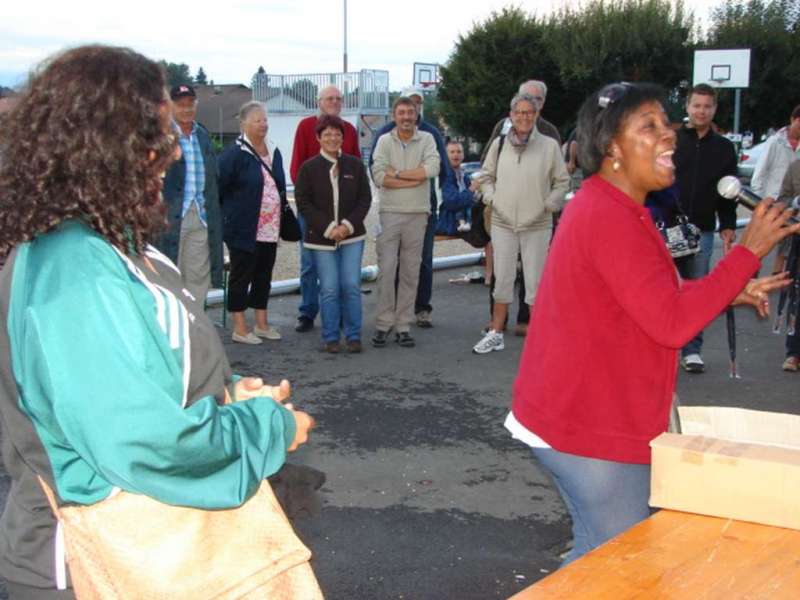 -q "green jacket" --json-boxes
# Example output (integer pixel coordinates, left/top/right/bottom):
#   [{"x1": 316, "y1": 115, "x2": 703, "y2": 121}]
[{"x1": 0, "y1": 221, "x2": 295, "y2": 590}]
